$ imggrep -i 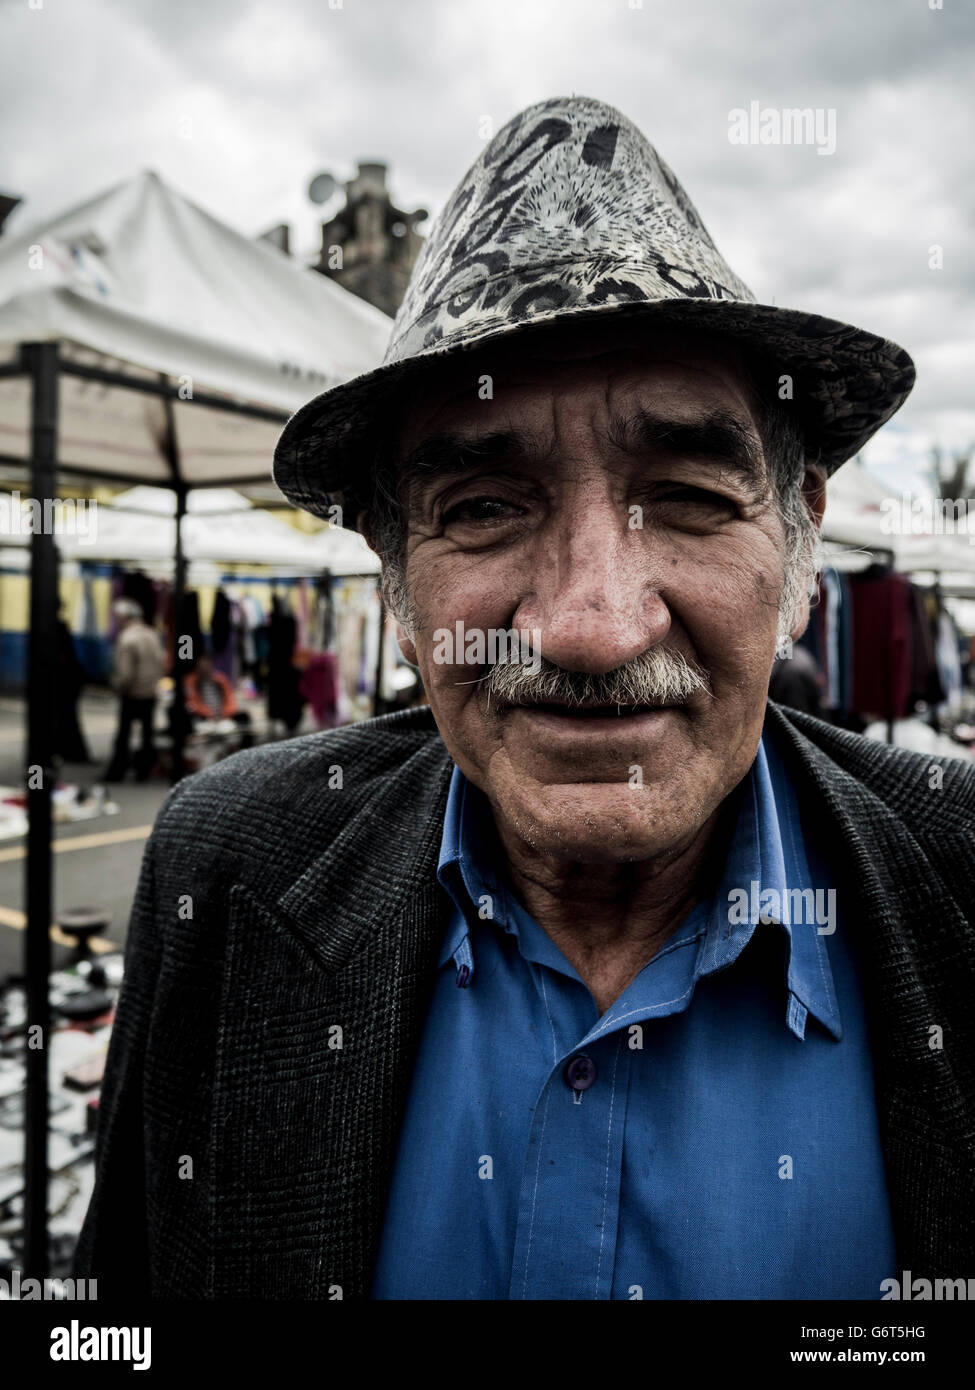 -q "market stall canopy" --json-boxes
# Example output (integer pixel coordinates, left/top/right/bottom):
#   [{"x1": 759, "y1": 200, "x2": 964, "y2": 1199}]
[
  {"x1": 822, "y1": 457, "x2": 896, "y2": 548},
  {"x1": 895, "y1": 531, "x2": 975, "y2": 577},
  {"x1": 301, "y1": 516, "x2": 381, "y2": 575},
  {"x1": 0, "y1": 169, "x2": 391, "y2": 486},
  {"x1": 0, "y1": 484, "x2": 380, "y2": 575},
  {"x1": 823, "y1": 458, "x2": 975, "y2": 577}
]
